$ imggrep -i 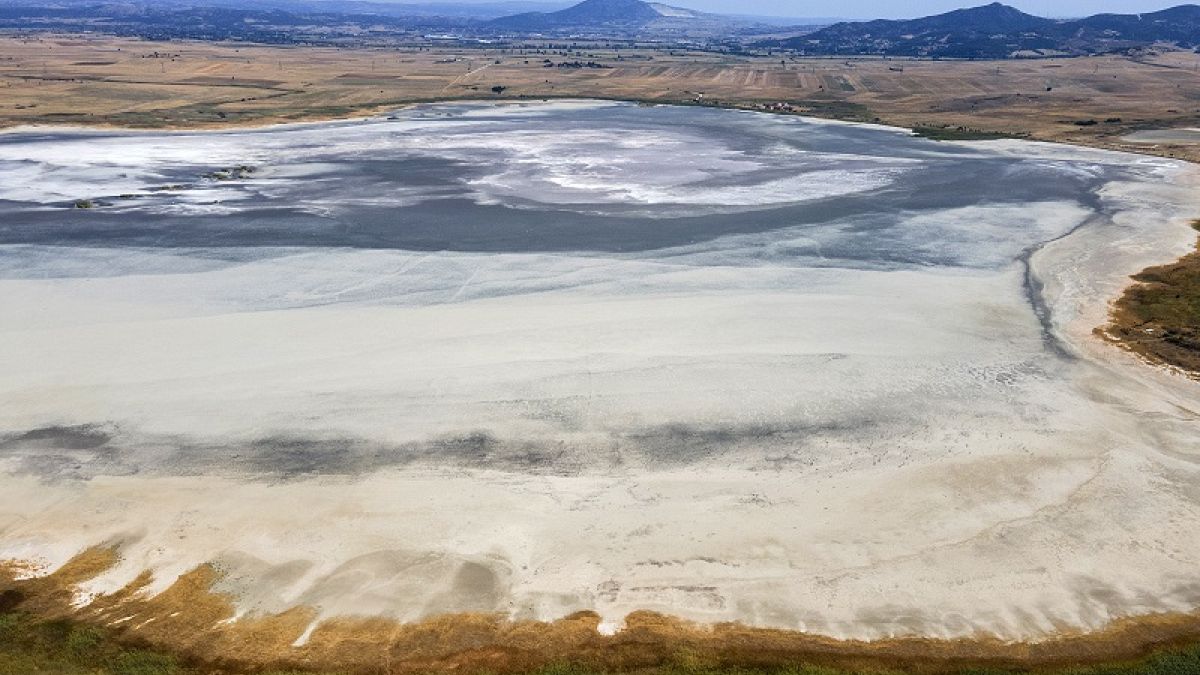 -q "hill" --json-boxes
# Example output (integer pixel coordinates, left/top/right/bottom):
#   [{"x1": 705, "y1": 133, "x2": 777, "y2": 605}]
[
  {"x1": 487, "y1": 0, "x2": 739, "y2": 35},
  {"x1": 1071, "y1": 5, "x2": 1200, "y2": 46},
  {"x1": 768, "y1": 2, "x2": 1200, "y2": 58}
]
